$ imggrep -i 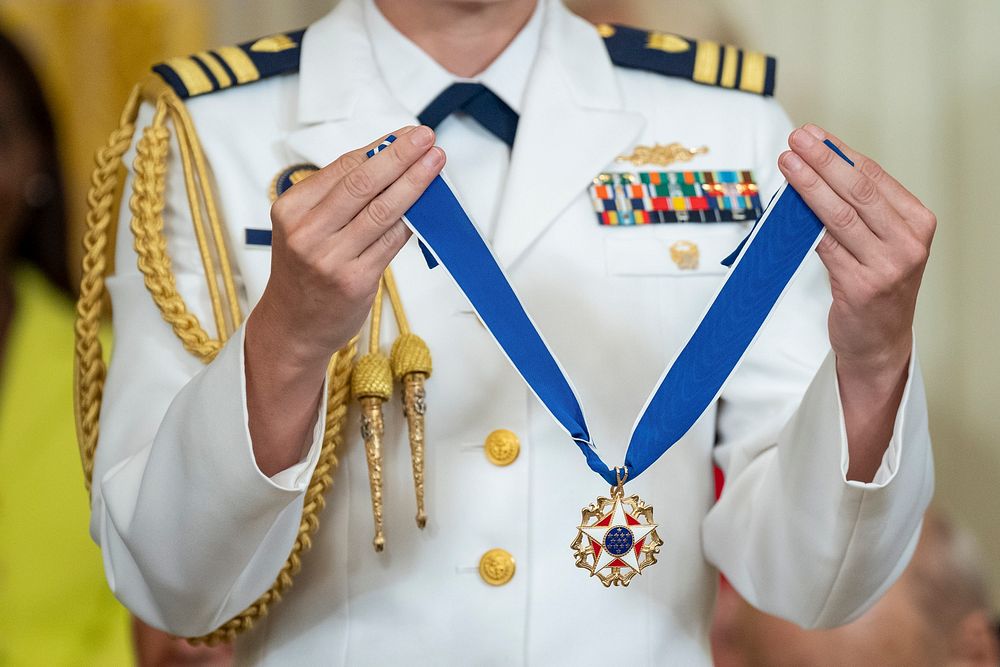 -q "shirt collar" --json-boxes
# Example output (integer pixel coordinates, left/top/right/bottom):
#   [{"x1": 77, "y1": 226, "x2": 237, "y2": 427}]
[{"x1": 363, "y1": 0, "x2": 544, "y2": 118}]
